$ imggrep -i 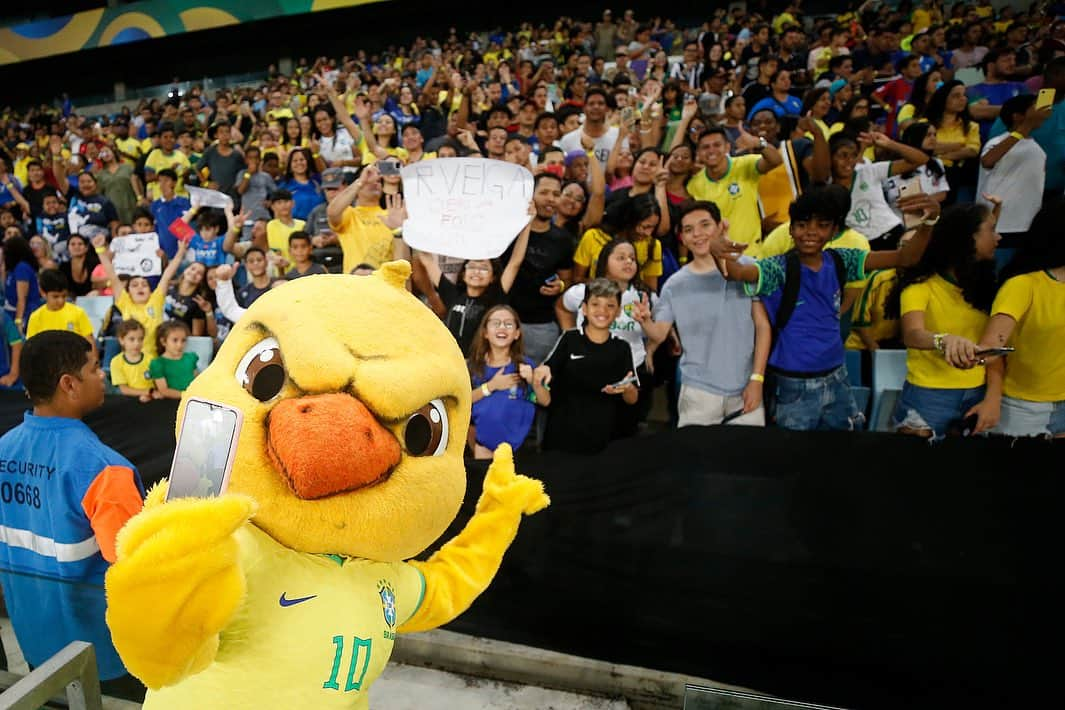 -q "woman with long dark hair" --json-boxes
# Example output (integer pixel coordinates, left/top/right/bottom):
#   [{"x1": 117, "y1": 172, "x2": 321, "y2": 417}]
[
  {"x1": 800, "y1": 87, "x2": 832, "y2": 139},
  {"x1": 887, "y1": 202, "x2": 1001, "y2": 439},
  {"x1": 58, "y1": 233, "x2": 100, "y2": 298},
  {"x1": 922, "y1": 80, "x2": 980, "y2": 204},
  {"x1": 574, "y1": 193, "x2": 665, "y2": 290},
  {"x1": 279, "y1": 147, "x2": 322, "y2": 221},
  {"x1": 3, "y1": 235, "x2": 42, "y2": 331},
  {"x1": 975, "y1": 199, "x2": 1065, "y2": 438},
  {"x1": 897, "y1": 69, "x2": 942, "y2": 134}
]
